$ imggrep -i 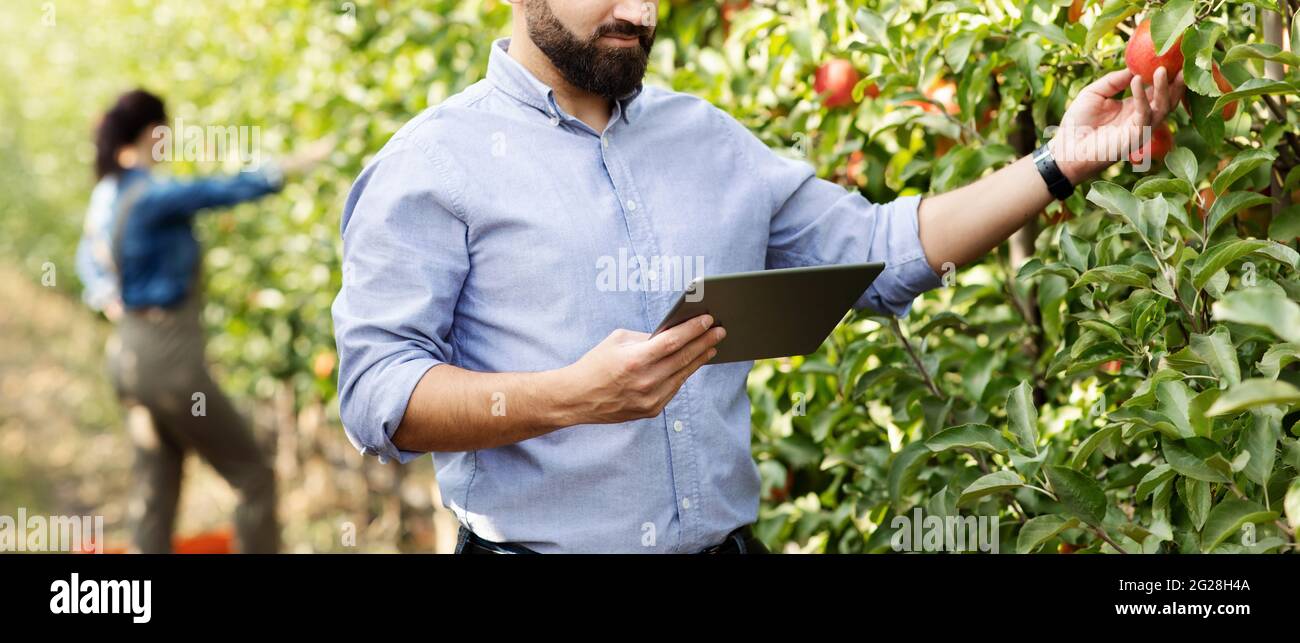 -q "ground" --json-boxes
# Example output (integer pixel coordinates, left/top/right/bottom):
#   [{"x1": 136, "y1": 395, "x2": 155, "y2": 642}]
[{"x1": 0, "y1": 262, "x2": 456, "y2": 553}]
